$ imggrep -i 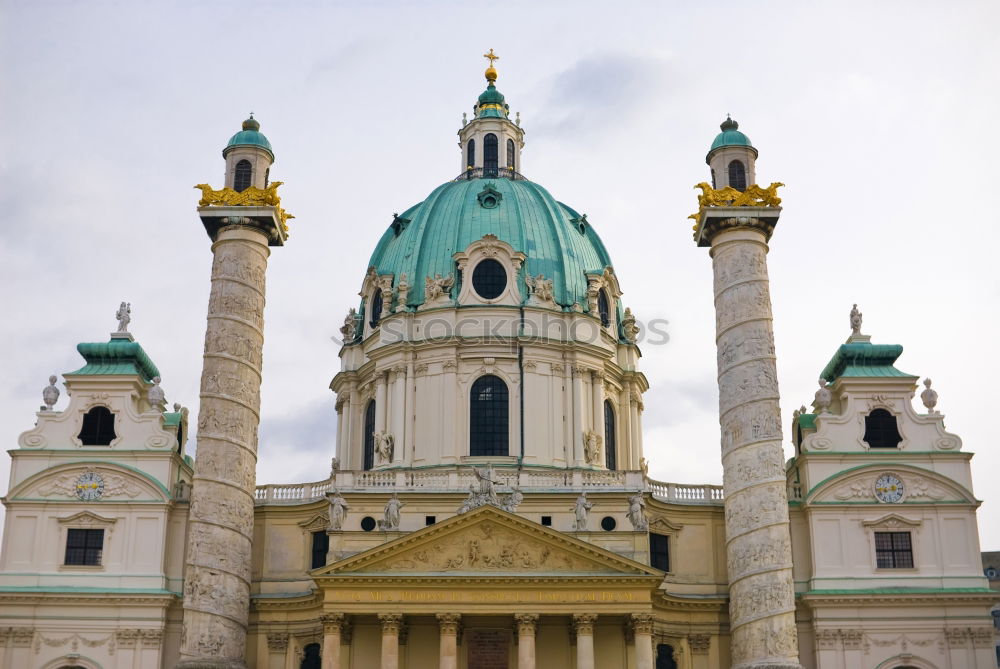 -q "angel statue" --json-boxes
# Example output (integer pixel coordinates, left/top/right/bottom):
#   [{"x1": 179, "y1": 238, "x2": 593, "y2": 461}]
[
  {"x1": 339, "y1": 308, "x2": 358, "y2": 341},
  {"x1": 525, "y1": 273, "x2": 554, "y2": 302},
  {"x1": 374, "y1": 431, "x2": 394, "y2": 465},
  {"x1": 424, "y1": 273, "x2": 454, "y2": 301},
  {"x1": 473, "y1": 464, "x2": 500, "y2": 505},
  {"x1": 115, "y1": 301, "x2": 131, "y2": 333}
]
